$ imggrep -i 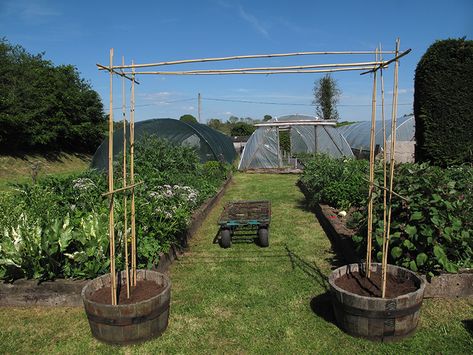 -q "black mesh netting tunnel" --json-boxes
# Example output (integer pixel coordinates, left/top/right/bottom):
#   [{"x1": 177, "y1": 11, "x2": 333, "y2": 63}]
[{"x1": 91, "y1": 118, "x2": 236, "y2": 171}]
